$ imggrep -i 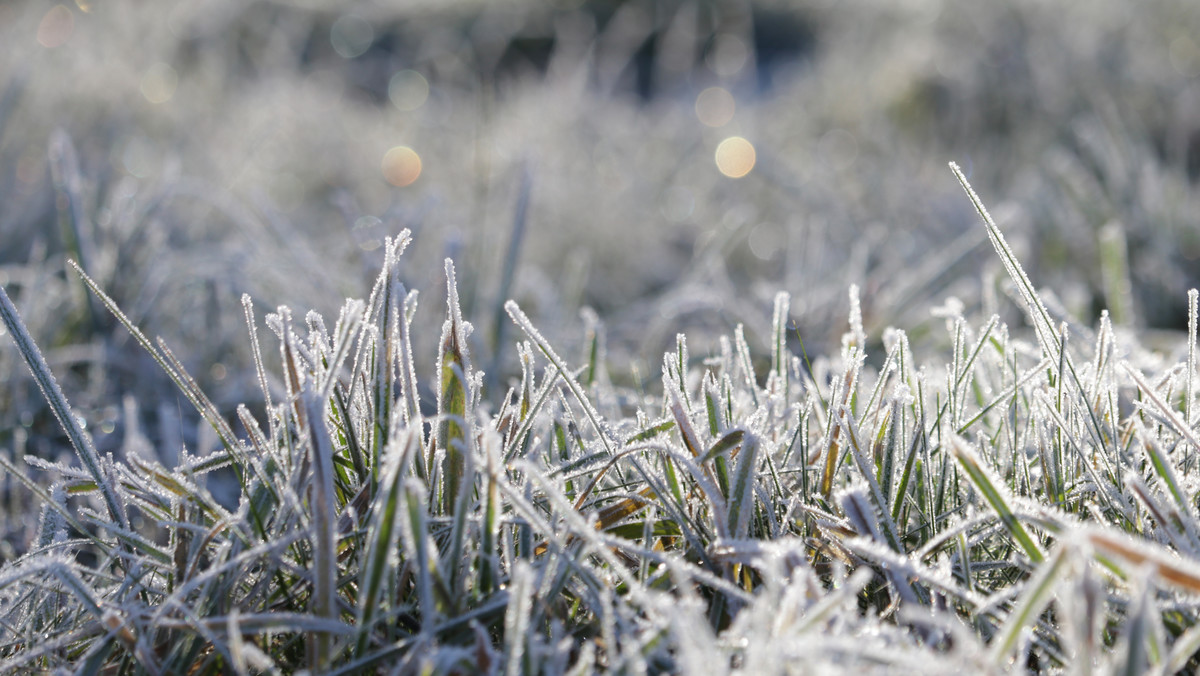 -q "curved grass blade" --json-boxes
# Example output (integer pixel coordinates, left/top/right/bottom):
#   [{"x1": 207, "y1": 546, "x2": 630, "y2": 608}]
[{"x1": 0, "y1": 283, "x2": 126, "y2": 529}]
